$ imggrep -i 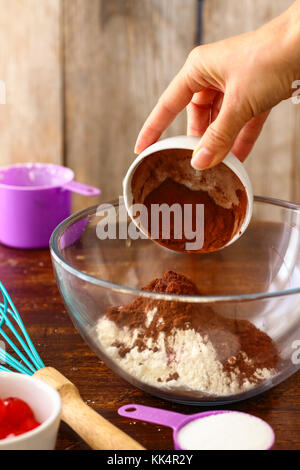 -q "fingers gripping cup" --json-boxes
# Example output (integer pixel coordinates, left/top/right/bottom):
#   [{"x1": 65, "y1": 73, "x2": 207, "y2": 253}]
[
  {"x1": 123, "y1": 136, "x2": 253, "y2": 253},
  {"x1": 0, "y1": 163, "x2": 100, "y2": 249}
]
